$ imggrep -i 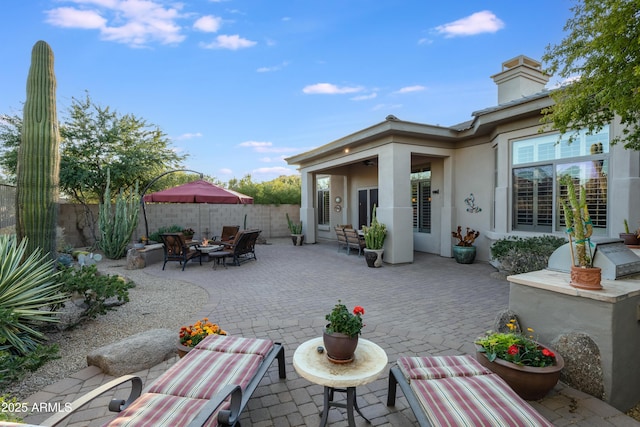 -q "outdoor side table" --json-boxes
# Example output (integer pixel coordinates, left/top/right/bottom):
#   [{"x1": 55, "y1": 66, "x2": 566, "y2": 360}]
[{"x1": 293, "y1": 337, "x2": 388, "y2": 426}]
